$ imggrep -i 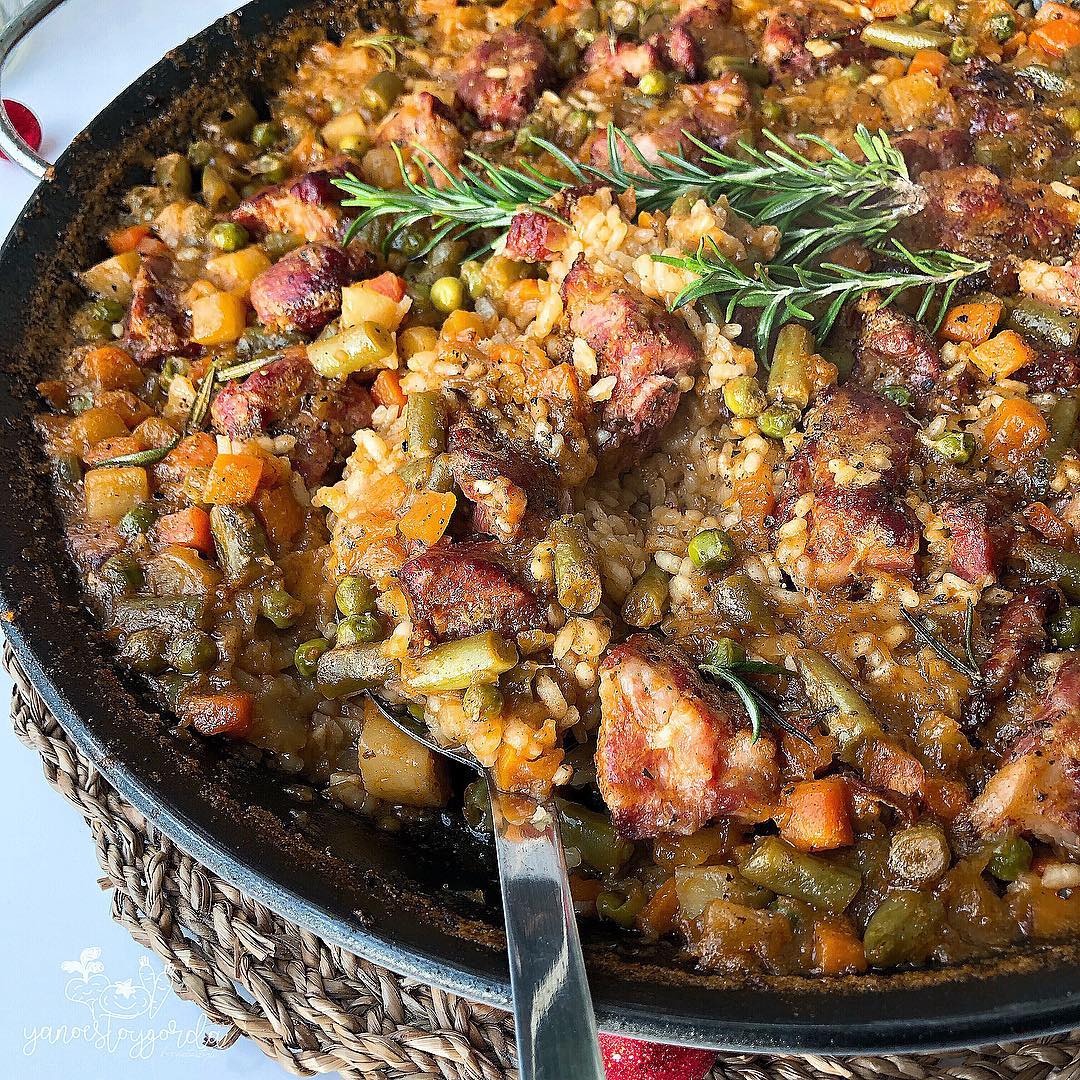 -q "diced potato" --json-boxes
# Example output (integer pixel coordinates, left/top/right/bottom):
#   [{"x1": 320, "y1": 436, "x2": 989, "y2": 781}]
[
  {"x1": 398, "y1": 325, "x2": 438, "y2": 360},
  {"x1": 184, "y1": 279, "x2": 219, "y2": 305},
  {"x1": 84, "y1": 466, "x2": 149, "y2": 522},
  {"x1": 878, "y1": 71, "x2": 945, "y2": 130},
  {"x1": 340, "y1": 283, "x2": 410, "y2": 331},
  {"x1": 154, "y1": 200, "x2": 213, "y2": 248},
  {"x1": 206, "y1": 247, "x2": 272, "y2": 297},
  {"x1": 358, "y1": 702, "x2": 450, "y2": 808},
  {"x1": 80, "y1": 251, "x2": 141, "y2": 303},
  {"x1": 82, "y1": 346, "x2": 142, "y2": 391},
  {"x1": 69, "y1": 406, "x2": 128, "y2": 459},
  {"x1": 190, "y1": 291, "x2": 248, "y2": 346},
  {"x1": 321, "y1": 110, "x2": 368, "y2": 147}
]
